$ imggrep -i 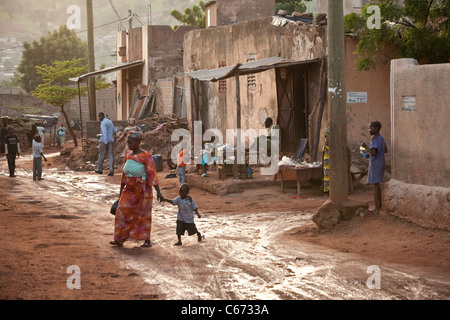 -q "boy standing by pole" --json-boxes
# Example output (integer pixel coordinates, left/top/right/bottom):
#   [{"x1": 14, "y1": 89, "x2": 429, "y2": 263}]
[{"x1": 361, "y1": 121, "x2": 388, "y2": 214}]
